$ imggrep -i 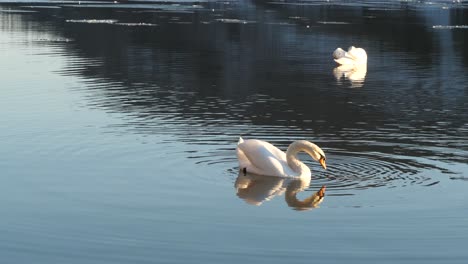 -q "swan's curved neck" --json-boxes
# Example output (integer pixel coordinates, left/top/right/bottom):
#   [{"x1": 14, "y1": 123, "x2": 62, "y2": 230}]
[
  {"x1": 286, "y1": 141, "x2": 318, "y2": 174},
  {"x1": 286, "y1": 145, "x2": 305, "y2": 174}
]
